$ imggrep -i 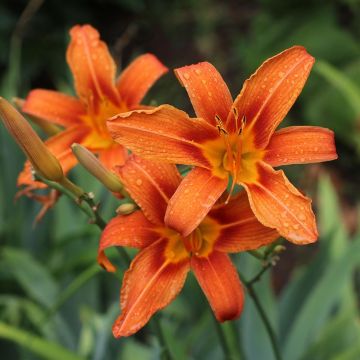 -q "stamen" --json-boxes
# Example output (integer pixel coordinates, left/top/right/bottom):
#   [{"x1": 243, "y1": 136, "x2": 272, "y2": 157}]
[
  {"x1": 215, "y1": 114, "x2": 234, "y2": 173},
  {"x1": 225, "y1": 115, "x2": 246, "y2": 204},
  {"x1": 238, "y1": 115, "x2": 246, "y2": 135},
  {"x1": 233, "y1": 107, "x2": 239, "y2": 132}
]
